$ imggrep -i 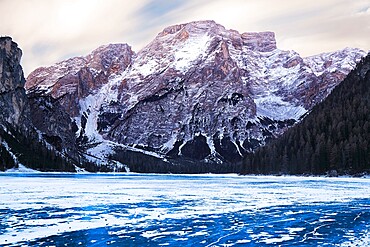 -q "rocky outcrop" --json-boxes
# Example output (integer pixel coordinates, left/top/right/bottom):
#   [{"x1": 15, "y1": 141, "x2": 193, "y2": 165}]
[
  {"x1": 26, "y1": 21, "x2": 366, "y2": 172},
  {"x1": 26, "y1": 44, "x2": 134, "y2": 117},
  {"x1": 27, "y1": 92, "x2": 78, "y2": 155},
  {"x1": 0, "y1": 37, "x2": 76, "y2": 171},
  {"x1": 25, "y1": 44, "x2": 134, "y2": 171},
  {"x1": 241, "y1": 31, "x2": 277, "y2": 52},
  {"x1": 0, "y1": 37, "x2": 27, "y2": 170},
  {"x1": 0, "y1": 37, "x2": 29, "y2": 127},
  {"x1": 242, "y1": 53, "x2": 370, "y2": 175}
]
